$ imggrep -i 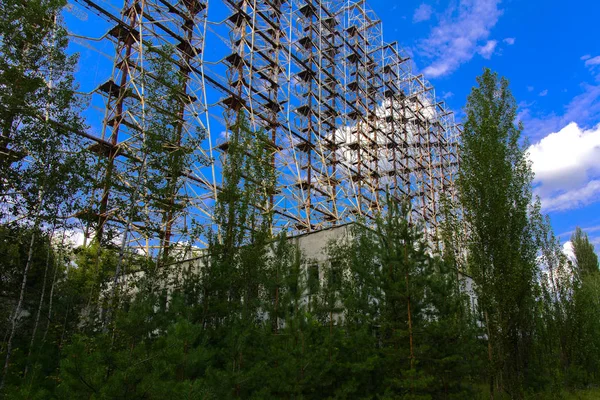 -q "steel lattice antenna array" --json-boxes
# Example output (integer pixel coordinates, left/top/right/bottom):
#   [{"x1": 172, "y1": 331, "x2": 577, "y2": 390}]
[{"x1": 65, "y1": 0, "x2": 460, "y2": 256}]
